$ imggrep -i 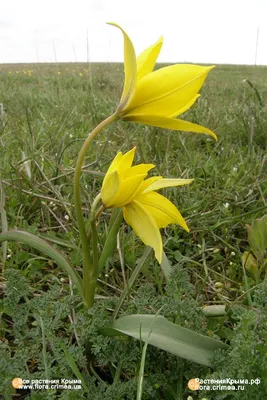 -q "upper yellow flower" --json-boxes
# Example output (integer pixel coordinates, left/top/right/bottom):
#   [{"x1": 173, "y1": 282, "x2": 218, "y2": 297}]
[
  {"x1": 108, "y1": 23, "x2": 217, "y2": 141},
  {"x1": 101, "y1": 148, "x2": 193, "y2": 263}
]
